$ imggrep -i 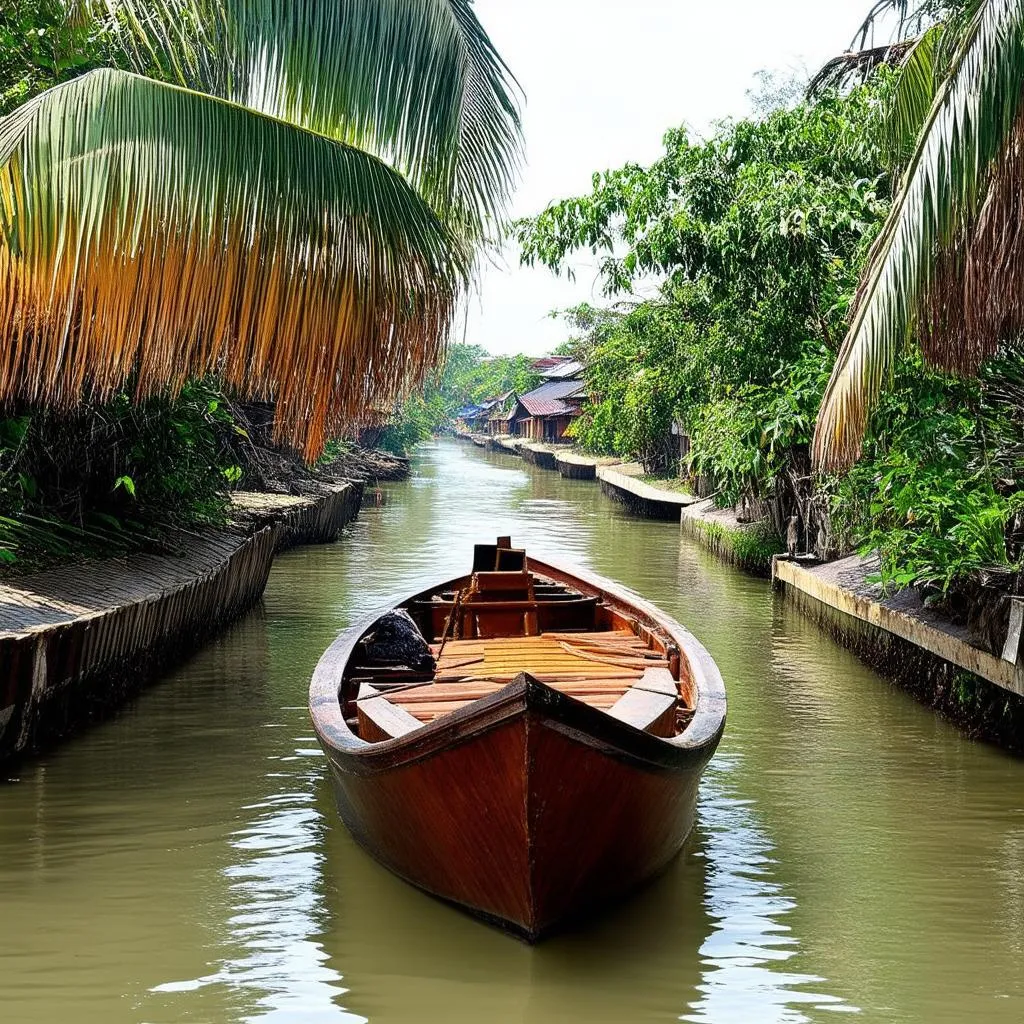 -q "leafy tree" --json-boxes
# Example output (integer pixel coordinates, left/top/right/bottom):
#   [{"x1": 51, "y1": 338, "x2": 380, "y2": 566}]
[
  {"x1": 374, "y1": 344, "x2": 541, "y2": 454},
  {"x1": 0, "y1": 1, "x2": 112, "y2": 115},
  {"x1": 0, "y1": 2, "x2": 521, "y2": 563},
  {"x1": 518, "y1": 78, "x2": 892, "y2": 501}
]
